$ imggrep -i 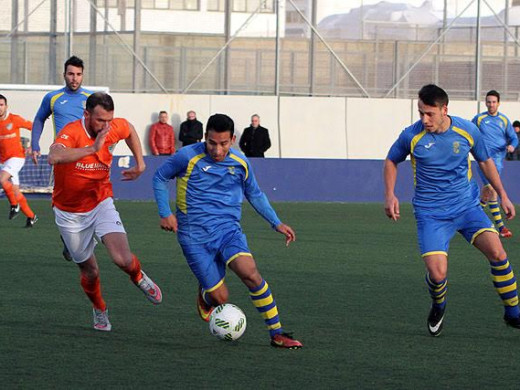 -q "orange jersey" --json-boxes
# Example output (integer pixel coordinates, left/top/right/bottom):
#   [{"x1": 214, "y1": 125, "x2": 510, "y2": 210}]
[
  {"x1": 0, "y1": 113, "x2": 32, "y2": 163},
  {"x1": 52, "y1": 118, "x2": 131, "y2": 212}
]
